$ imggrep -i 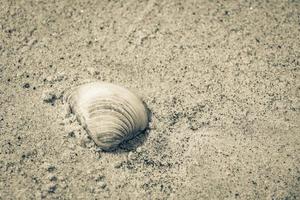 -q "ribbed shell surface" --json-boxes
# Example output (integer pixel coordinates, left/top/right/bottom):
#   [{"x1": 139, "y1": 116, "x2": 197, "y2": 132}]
[{"x1": 64, "y1": 82, "x2": 149, "y2": 151}]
